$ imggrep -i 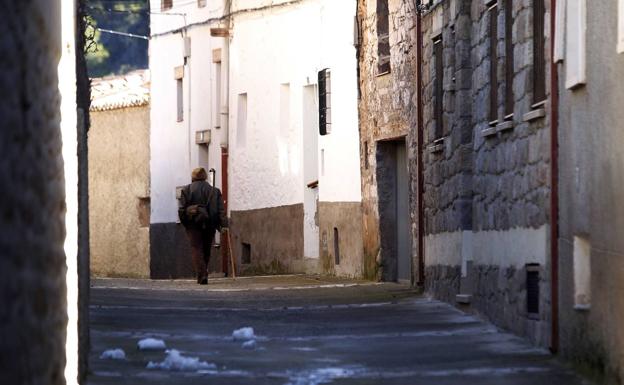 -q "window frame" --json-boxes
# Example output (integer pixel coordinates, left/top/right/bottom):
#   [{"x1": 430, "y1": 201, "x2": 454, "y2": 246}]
[
  {"x1": 504, "y1": 0, "x2": 514, "y2": 118},
  {"x1": 532, "y1": 0, "x2": 547, "y2": 104},
  {"x1": 161, "y1": 0, "x2": 173, "y2": 11},
  {"x1": 376, "y1": 0, "x2": 391, "y2": 75},
  {"x1": 433, "y1": 35, "x2": 444, "y2": 140},
  {"x1": 489, "y1": 3, "x2": 499, "y2": 123}
]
